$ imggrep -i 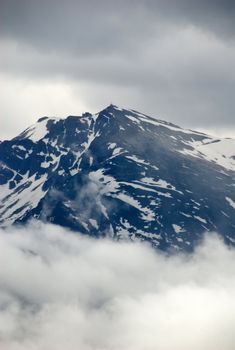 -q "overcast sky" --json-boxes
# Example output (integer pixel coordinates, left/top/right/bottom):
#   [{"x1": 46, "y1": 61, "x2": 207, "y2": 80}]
[{"x1": 1, "y1": 0, "x2": 235, "y2": 139}]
